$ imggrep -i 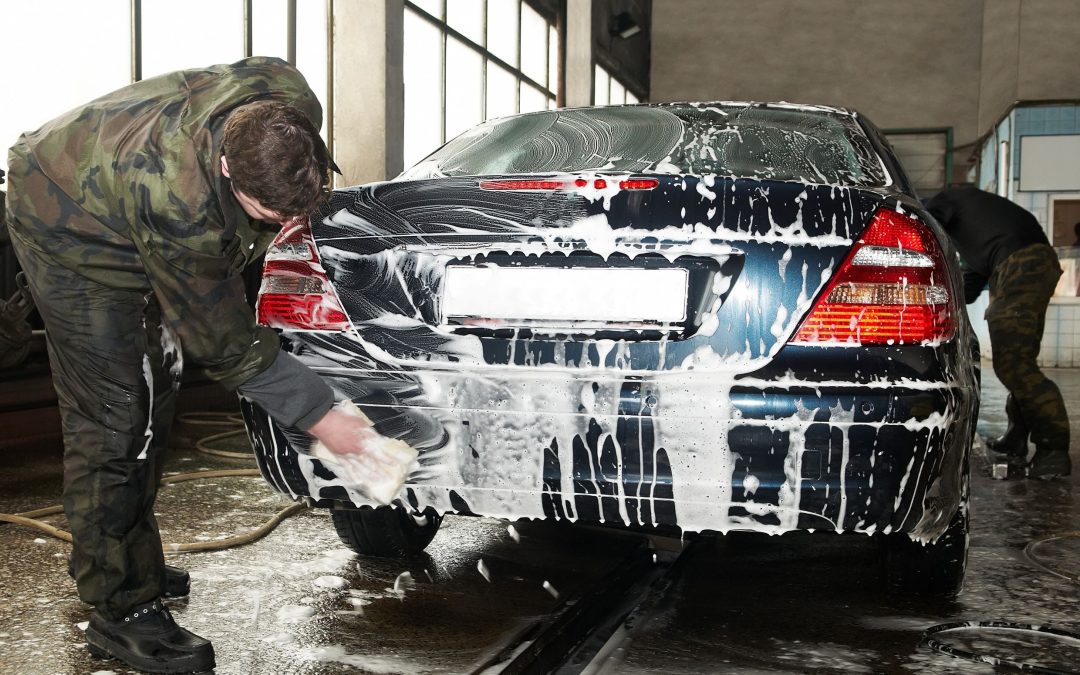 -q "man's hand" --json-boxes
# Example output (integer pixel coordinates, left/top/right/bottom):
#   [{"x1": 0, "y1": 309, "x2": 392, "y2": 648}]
[
  {"x1": 305, "y1": 402, "x2": 419, "y2": 504},
  {"x1": 306, "y1": 407, "x2": 375, "y2": 458}
]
